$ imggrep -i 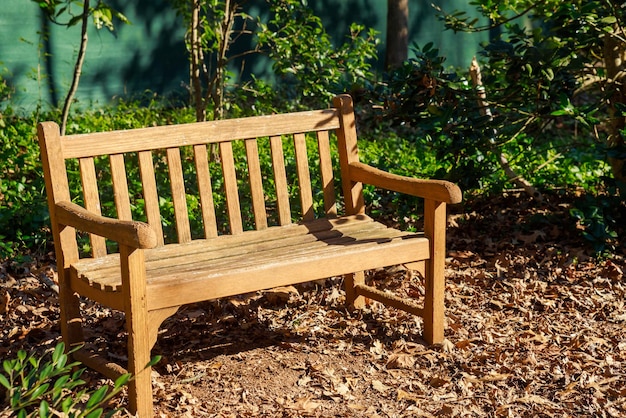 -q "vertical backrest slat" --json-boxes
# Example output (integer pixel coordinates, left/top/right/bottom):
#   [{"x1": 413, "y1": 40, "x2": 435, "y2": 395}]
[
  {"x1": 79, "y1": 157, "x2": 107, "y2": 257},
  {"x1": 193, "y1": 145, "x2": 218, "y2": 238},
  {"x1": 316, "y1": 130, "x2": 337, "y2": 218},
  {"x1": 293, "y1": 133, "x2": 314, "y2": 221},
  {"x1": 109, "y1": 154, "x2": 133, "y2": 221},
  {"x1": 166, "y1": 148, "x2": 192, "y2": 243},
  {"x1": 219, "y1": 141, "x2": 243, "y2": 235},
  {"x1": 244, "y1": 138, "x2": 268, "y2": 230},
  {"x1": 138, "y1": 151, "x2": 165, "y2": 246},
  {"x1": 270, "y1": 135, "x2": 291, "y2": 226}
]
